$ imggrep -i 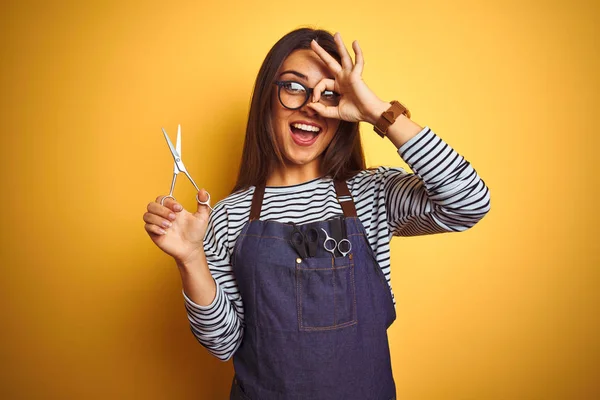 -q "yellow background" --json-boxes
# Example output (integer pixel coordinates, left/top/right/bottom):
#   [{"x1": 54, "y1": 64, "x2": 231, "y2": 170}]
[{"x1": 1, "y1": 0, "x2": 598, "y2": 398}]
